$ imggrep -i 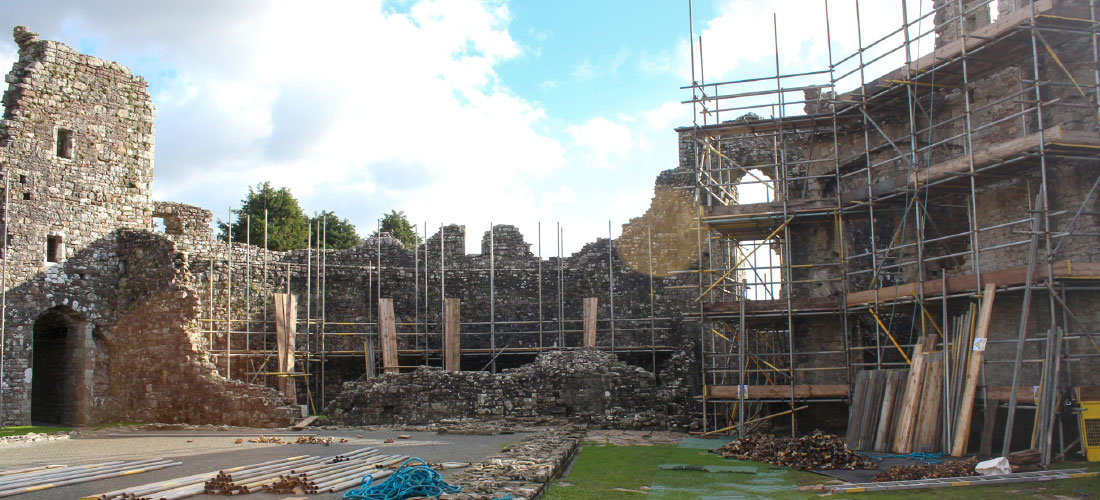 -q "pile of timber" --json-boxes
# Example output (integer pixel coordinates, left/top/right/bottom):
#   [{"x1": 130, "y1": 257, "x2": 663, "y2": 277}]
[
  {"x1": 845, "y1": 283, "x2": 998, "y2": 456},
  {"x1": 0, "y1": 459, "x2": 180, "y2": 498},
  {"x1": 712, "y1": 432, "x2": 876, "y2": 470},
  {"x1": 871, "y1": 457, "x2": 978, "y2": 482},
  {"x1": 85, "y1": 449, "x2": 401, "y2": 500}
]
